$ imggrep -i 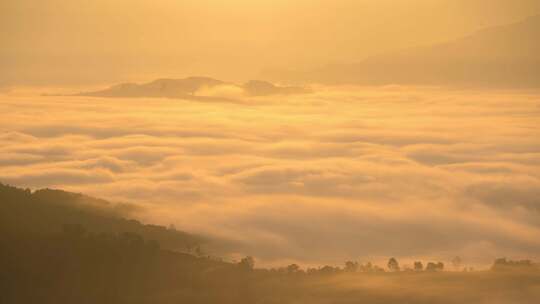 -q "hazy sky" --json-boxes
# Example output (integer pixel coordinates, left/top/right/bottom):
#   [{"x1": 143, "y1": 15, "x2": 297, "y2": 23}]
[{"x1": 2, "y1": 0, "x2": 540, "y2": 86}]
